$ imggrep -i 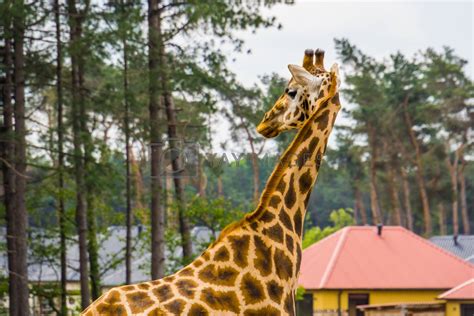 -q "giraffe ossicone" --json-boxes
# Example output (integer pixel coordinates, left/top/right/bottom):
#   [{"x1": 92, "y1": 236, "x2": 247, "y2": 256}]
[{"x1": 82, "y1": 48, "x2": 342, "y2": 316}]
